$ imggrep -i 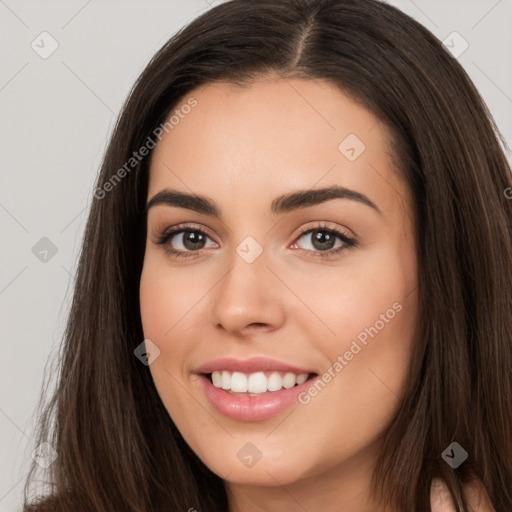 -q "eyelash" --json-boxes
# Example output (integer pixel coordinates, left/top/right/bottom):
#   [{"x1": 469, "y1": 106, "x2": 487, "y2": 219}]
[{"x1": 154, "y1": 222, "x2": 358, "y2": 260}]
